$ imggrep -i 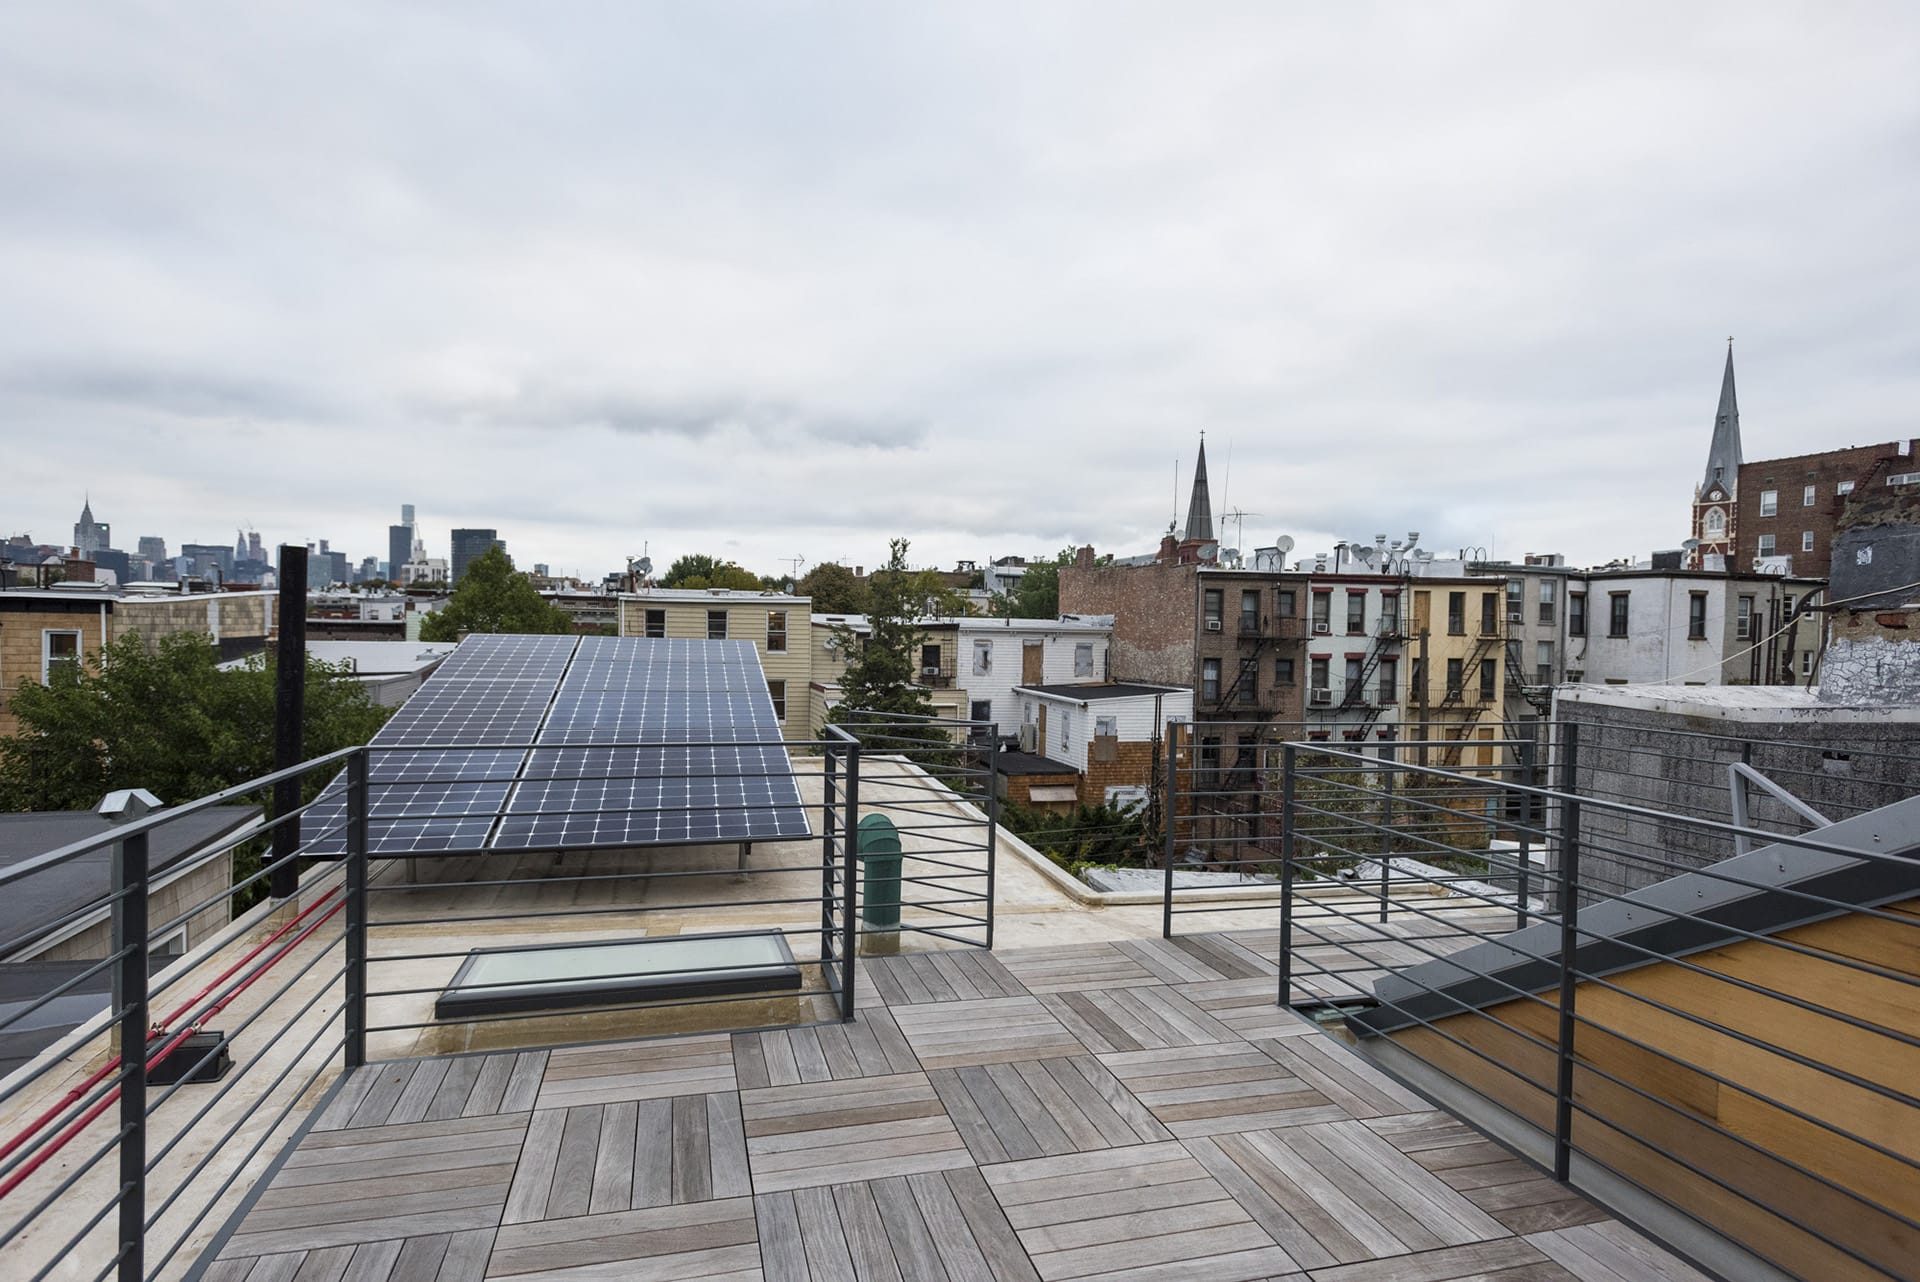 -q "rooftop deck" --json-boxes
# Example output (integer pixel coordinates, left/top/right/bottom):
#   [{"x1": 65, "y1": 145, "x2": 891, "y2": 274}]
[{"x1": 198, "y1": 932, "x2": 1710, "y2": 1282}]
